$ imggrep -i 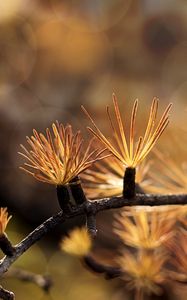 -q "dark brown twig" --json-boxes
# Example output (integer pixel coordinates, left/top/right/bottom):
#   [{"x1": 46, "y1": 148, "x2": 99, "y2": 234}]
[
  {"x1": 83, "y1": 256, "x2": 121, "y2": 279},
  {"x1": 86, "y1": 214, "x2": 97, "y2": 238},
  {"x1": 1, "y1": 193, "x2": 187, "y2": 276},
  {"x1": 0, "y1": 211, "x2": 64, "y2": 275},
  {"x1": 69, "y1": 177, "x2": 97, "y2": 237}
]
